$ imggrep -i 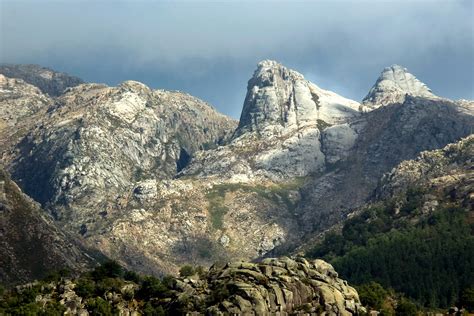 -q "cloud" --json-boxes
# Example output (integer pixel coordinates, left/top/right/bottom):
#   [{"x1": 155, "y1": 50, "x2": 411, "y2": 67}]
[{"x1": 0, "y1": 0, "x2": 472, "y2": 118}]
